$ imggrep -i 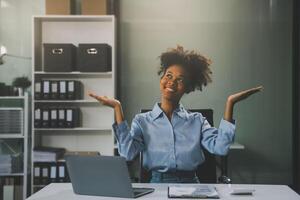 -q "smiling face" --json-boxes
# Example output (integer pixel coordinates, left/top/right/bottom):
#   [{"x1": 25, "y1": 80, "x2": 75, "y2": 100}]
[{"x1": 160, "y1": 65, "x2": 188, "y2": 103}]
